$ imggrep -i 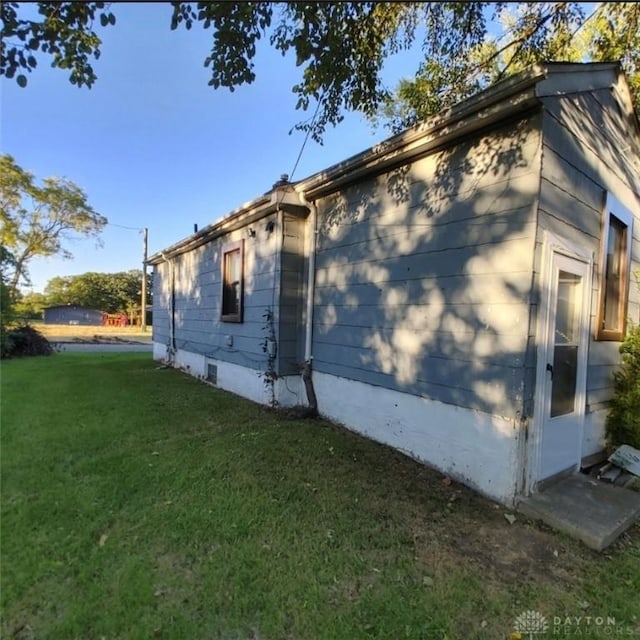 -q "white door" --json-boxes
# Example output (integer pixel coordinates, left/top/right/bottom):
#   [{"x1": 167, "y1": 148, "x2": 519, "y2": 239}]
[{"x1": 539, "y1": 252, "x2": 590, "y2": 482}]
